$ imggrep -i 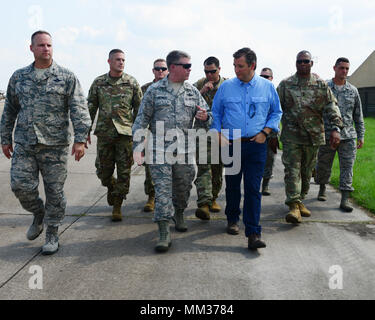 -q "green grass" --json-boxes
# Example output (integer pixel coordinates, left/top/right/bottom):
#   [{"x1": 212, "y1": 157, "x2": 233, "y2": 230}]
[{"x1": 330, "y1": 117, "x2": 375, "y2": 214}]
